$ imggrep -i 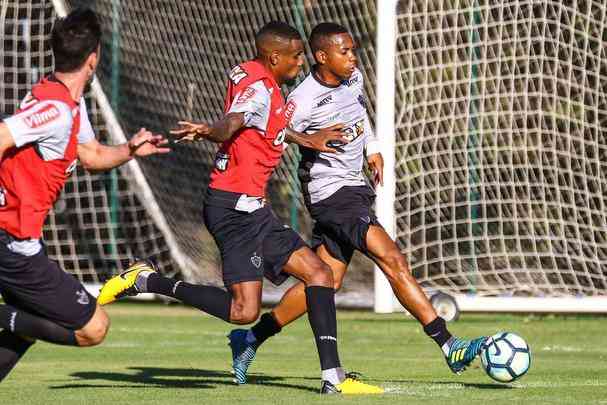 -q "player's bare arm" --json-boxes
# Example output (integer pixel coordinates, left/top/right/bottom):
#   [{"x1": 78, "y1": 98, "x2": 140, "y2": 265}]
[
  {"x1": 77, "y1": 128, "x2": 169, "y2": 171},
  {"x1": 171, "y1": 112, "x2": 245, "y2": 144},
  {"x1": 0, "y1": 122, "x2": 16, "y2": 161},
  {"x1": 284, "y1": 124, "x2": 348, "y2": 153},
  {"x1": 367, "y1": 152, "x2": 384, "y2": 186}
]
